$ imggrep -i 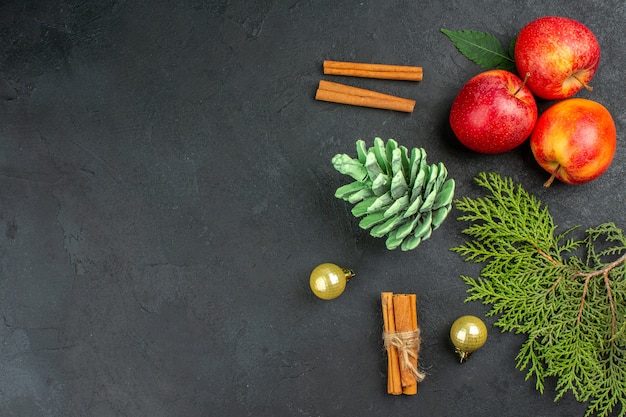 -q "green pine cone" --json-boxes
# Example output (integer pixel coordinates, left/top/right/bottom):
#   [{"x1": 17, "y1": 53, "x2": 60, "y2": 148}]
[{"x1": 332, "y1": 137, "x2": 455, "y2": 251}]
